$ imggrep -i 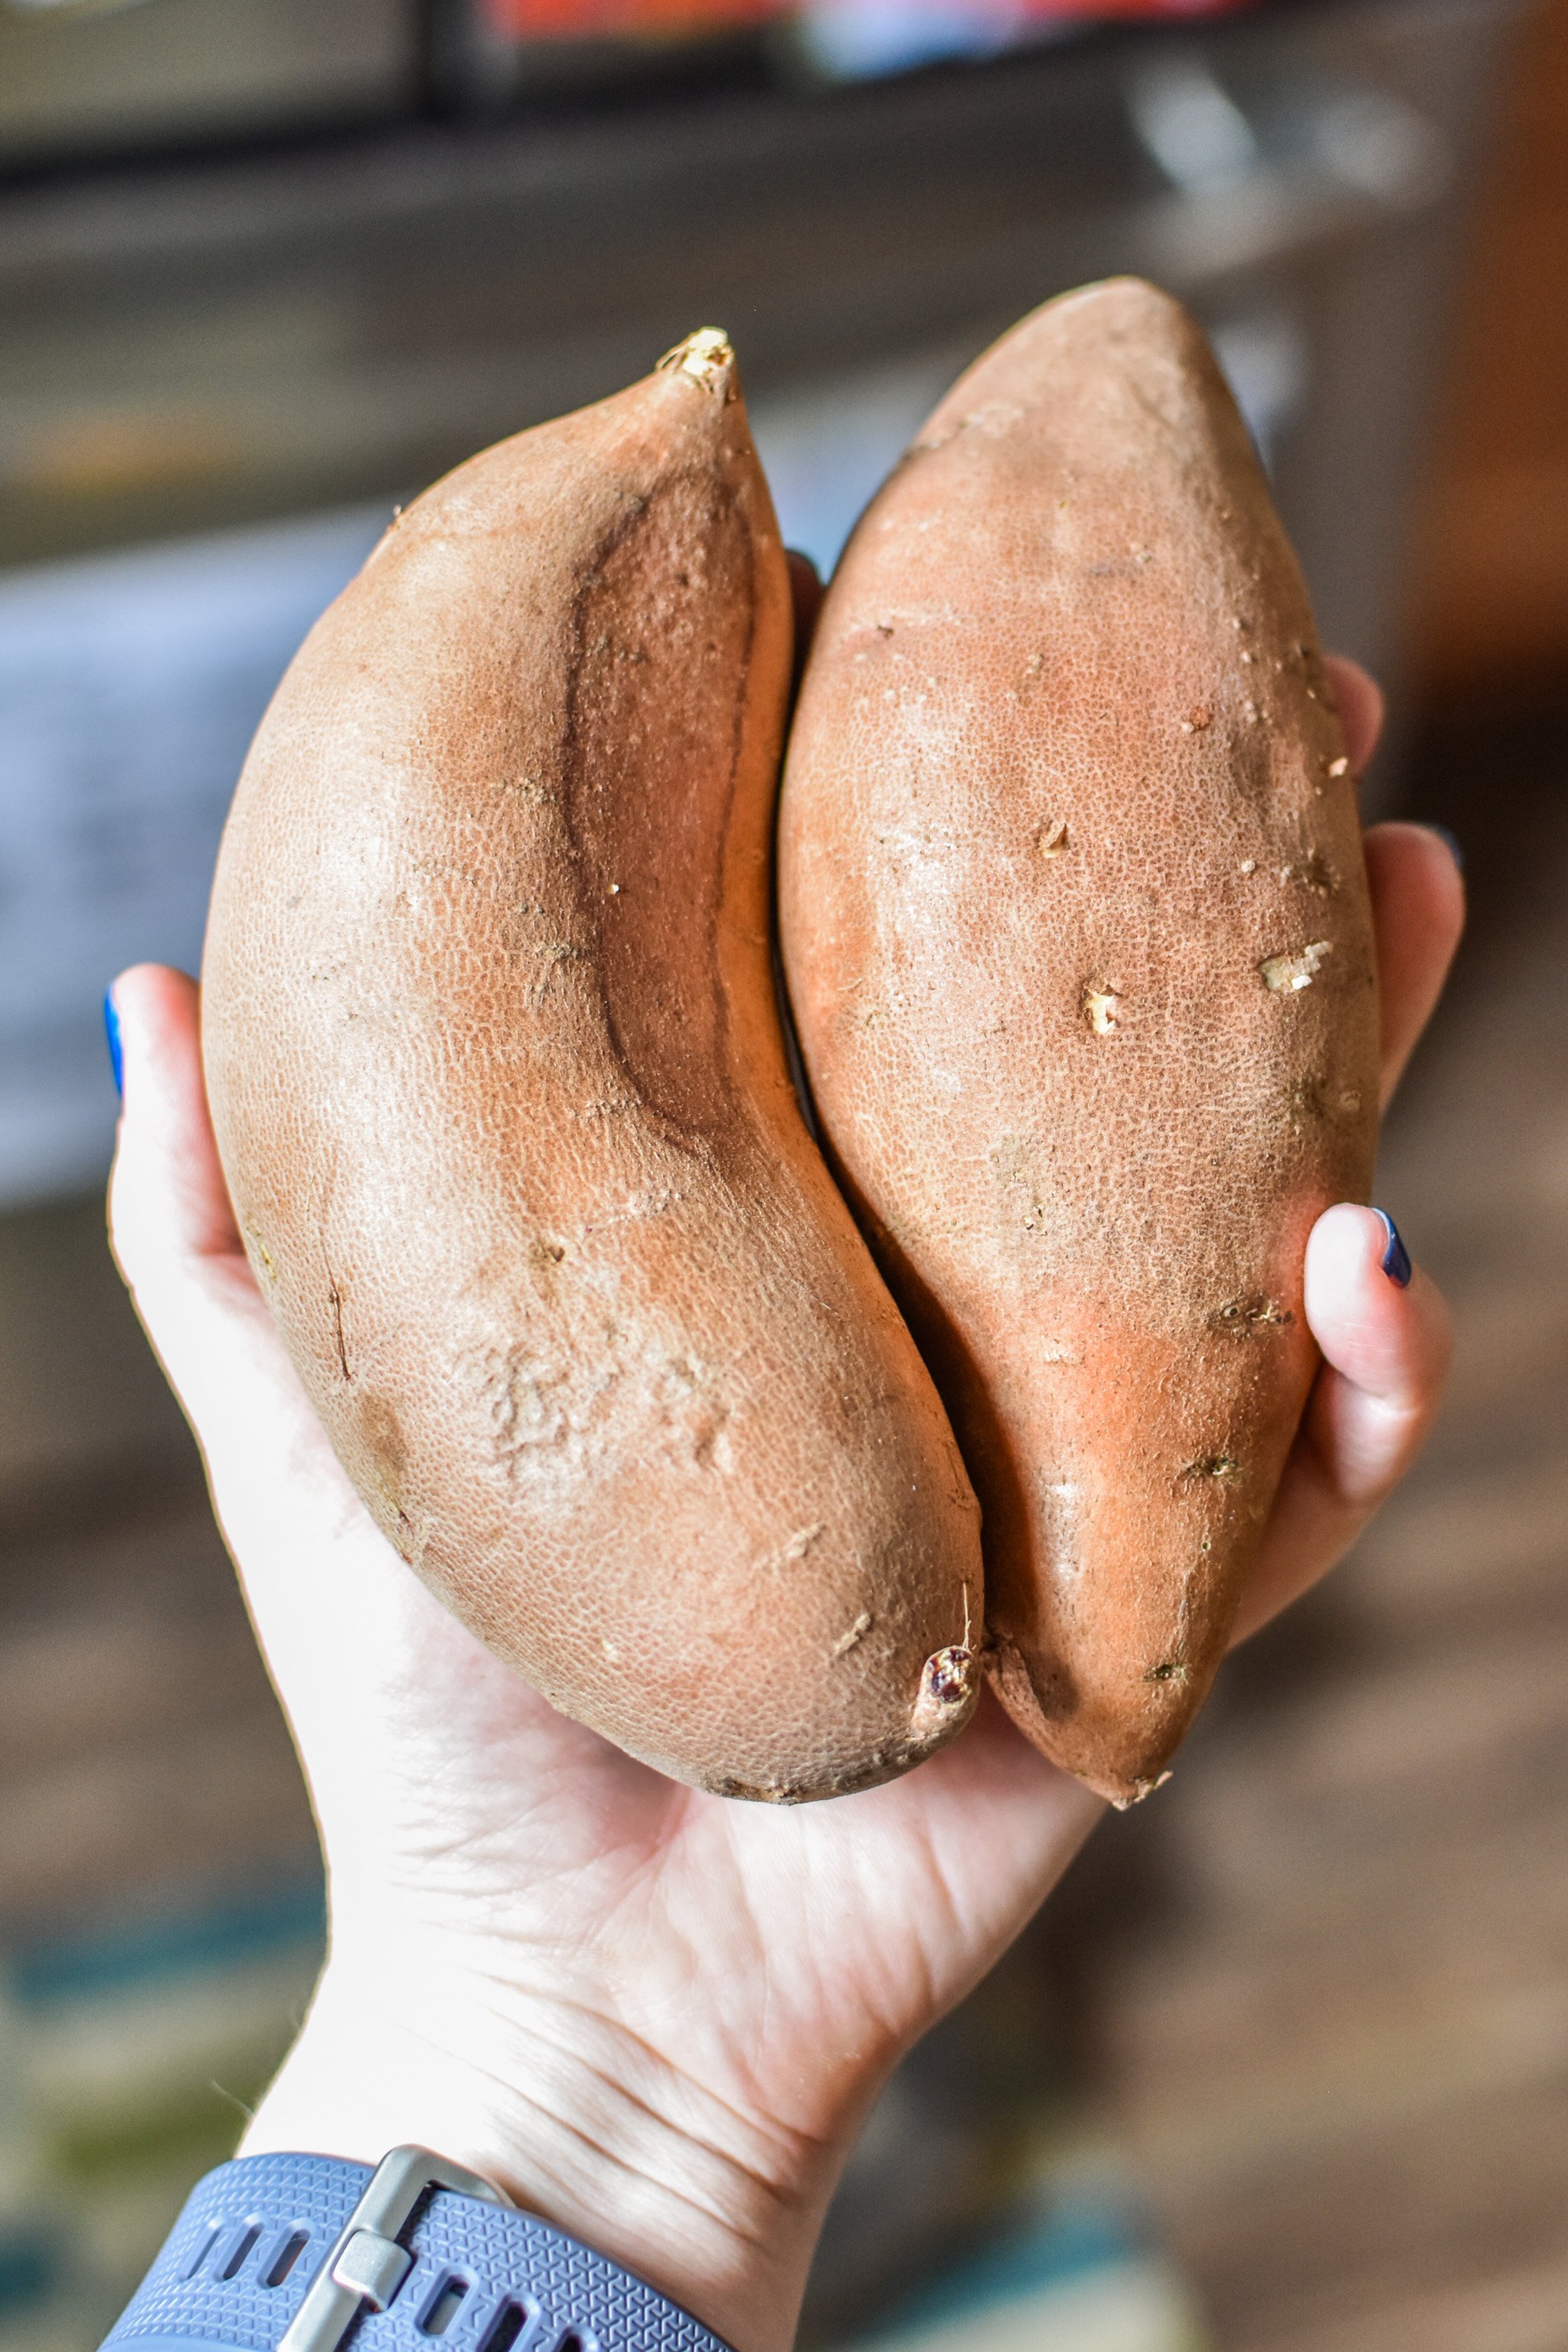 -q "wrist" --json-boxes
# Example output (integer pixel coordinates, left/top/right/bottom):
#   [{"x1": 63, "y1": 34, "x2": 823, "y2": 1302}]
[{"x1": 238, "y1": 1957, "x2": 838, "y2": 2352}]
